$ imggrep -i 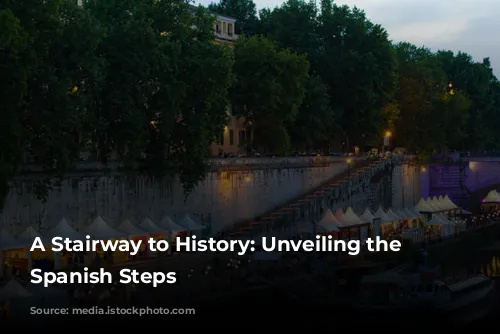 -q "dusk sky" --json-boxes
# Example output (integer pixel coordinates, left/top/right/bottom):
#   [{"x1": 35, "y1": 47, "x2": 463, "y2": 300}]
[{"x1": 196, "y1": 0, "x2": 500, "y2": 76}]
